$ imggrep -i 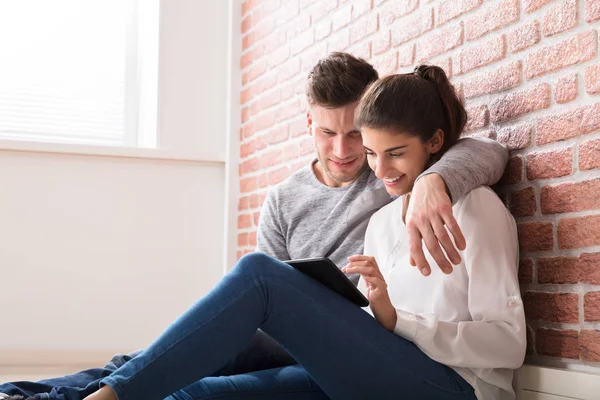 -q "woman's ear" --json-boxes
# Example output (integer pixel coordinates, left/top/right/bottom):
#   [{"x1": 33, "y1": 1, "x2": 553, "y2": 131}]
[{"x1": 427, "y1": 129, "x2": 444, "y2": 154}]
